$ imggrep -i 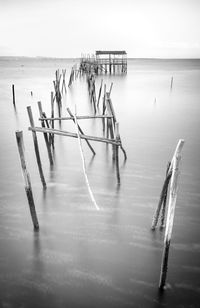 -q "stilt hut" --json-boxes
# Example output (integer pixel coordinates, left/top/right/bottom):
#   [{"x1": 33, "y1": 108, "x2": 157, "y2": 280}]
[{"x1": 95, "y1": 50, "x2": 127, "y2": 74}]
